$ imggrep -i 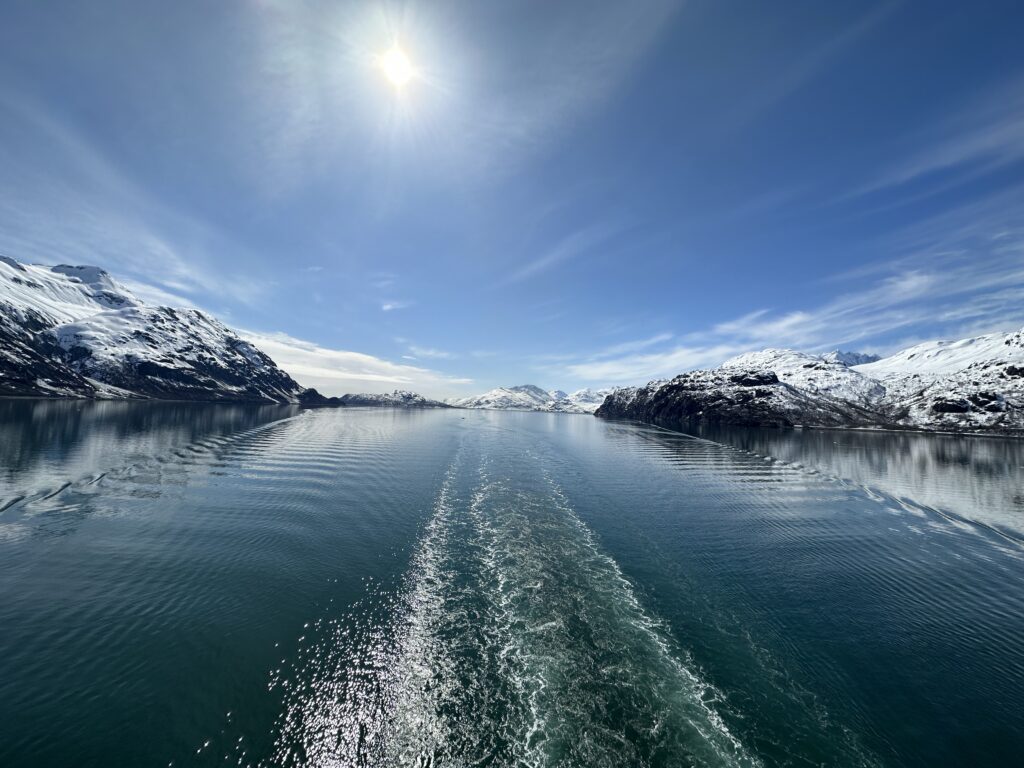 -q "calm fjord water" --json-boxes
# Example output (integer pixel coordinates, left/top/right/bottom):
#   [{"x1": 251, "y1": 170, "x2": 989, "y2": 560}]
[{"x1": 1, "y1": 402, "x2": 1023, "y2": 767}]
